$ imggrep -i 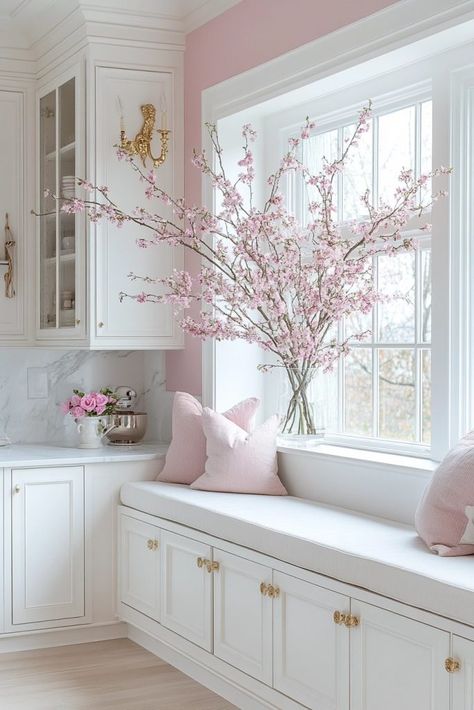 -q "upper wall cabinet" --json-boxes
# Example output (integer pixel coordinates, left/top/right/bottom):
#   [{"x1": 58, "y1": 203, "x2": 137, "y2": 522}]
[
  {"x1": 37, "y1": 67, "x2": 85, "y2": 343},
  {"x1": 0, "y1": 90, "x2": 27, "y2": 340},
  {"x1": 31, "y1": 54, "x2": 184, "y2": 350}
]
